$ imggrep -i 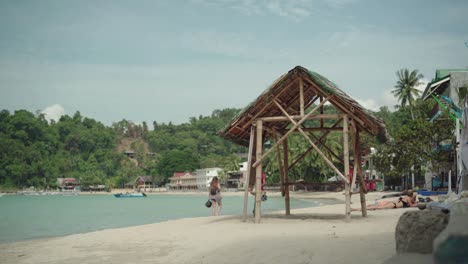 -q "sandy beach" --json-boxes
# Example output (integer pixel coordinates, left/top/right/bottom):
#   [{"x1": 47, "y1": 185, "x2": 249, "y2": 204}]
[{"x1": 0, "y1": 191, "x2": 414, "y2": 264}]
